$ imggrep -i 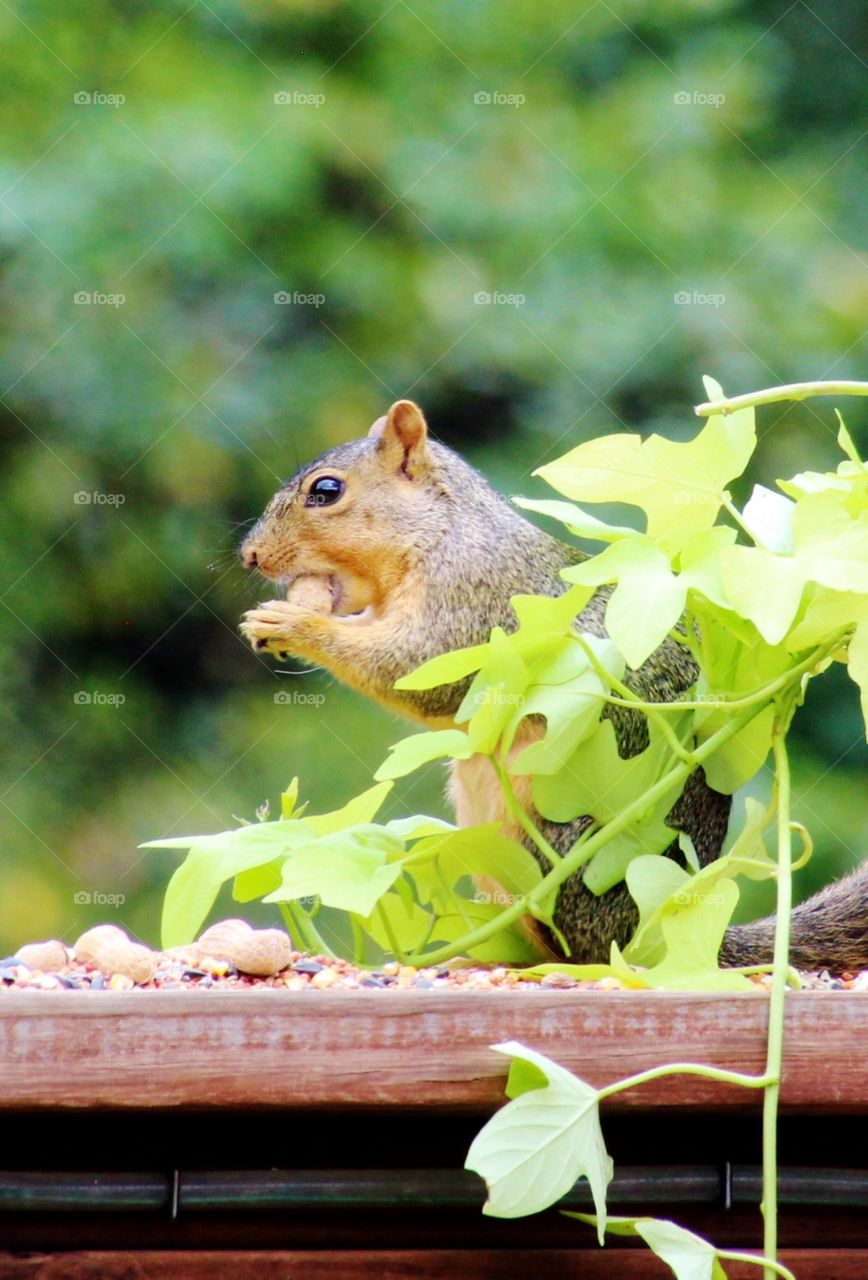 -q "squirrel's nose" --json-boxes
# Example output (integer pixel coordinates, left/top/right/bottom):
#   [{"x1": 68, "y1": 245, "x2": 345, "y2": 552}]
[{"x1": 239, "y1": 535, "x2": 263, "y2": 571}]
